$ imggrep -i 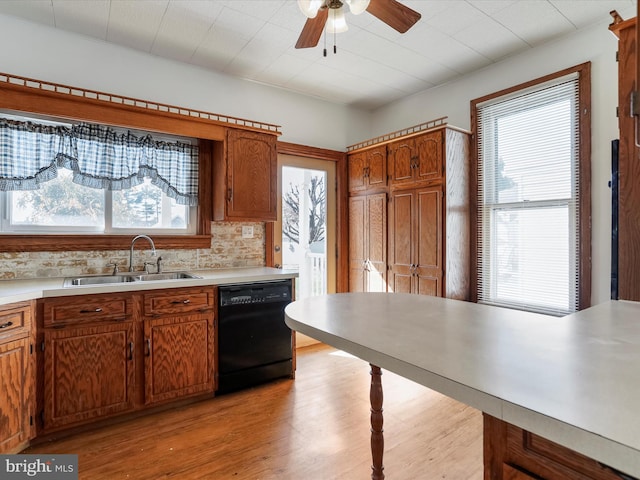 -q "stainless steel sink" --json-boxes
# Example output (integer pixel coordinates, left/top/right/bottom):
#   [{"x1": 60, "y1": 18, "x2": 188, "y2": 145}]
[
  {"x1": 135, "y1": 272, "x2": 201, "y2": 281},
  {"x1": 63, "y1": 271, "x2": 201, "y2": 287},
  {"x1": 65, "y1": 275, "x2": 138, "y2": 287}
]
